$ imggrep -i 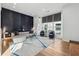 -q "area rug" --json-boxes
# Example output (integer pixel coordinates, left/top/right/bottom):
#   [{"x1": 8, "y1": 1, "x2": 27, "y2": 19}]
[{"x1": 11, "y1": 36, "x2": 54, "y2": 56}]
